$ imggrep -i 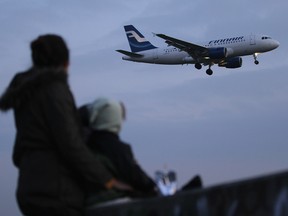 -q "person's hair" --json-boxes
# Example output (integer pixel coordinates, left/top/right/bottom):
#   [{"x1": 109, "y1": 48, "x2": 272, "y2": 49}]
[{"x1": 30, "y1": 34, "x2": 69, "y2": 68}]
